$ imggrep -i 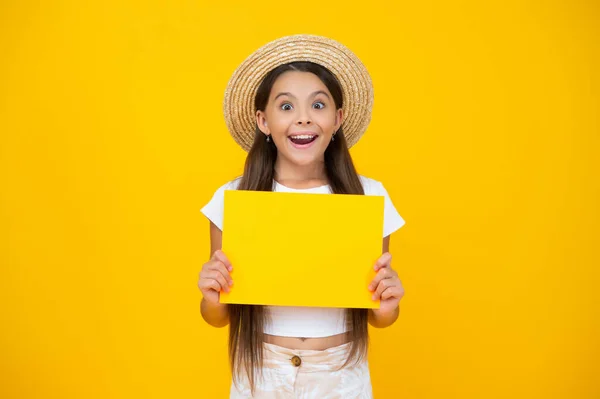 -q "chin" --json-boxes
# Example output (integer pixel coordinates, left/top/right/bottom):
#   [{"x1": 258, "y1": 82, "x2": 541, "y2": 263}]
[{"x1": 282, "y1": 150, "x2": 325, "y2": 167}]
